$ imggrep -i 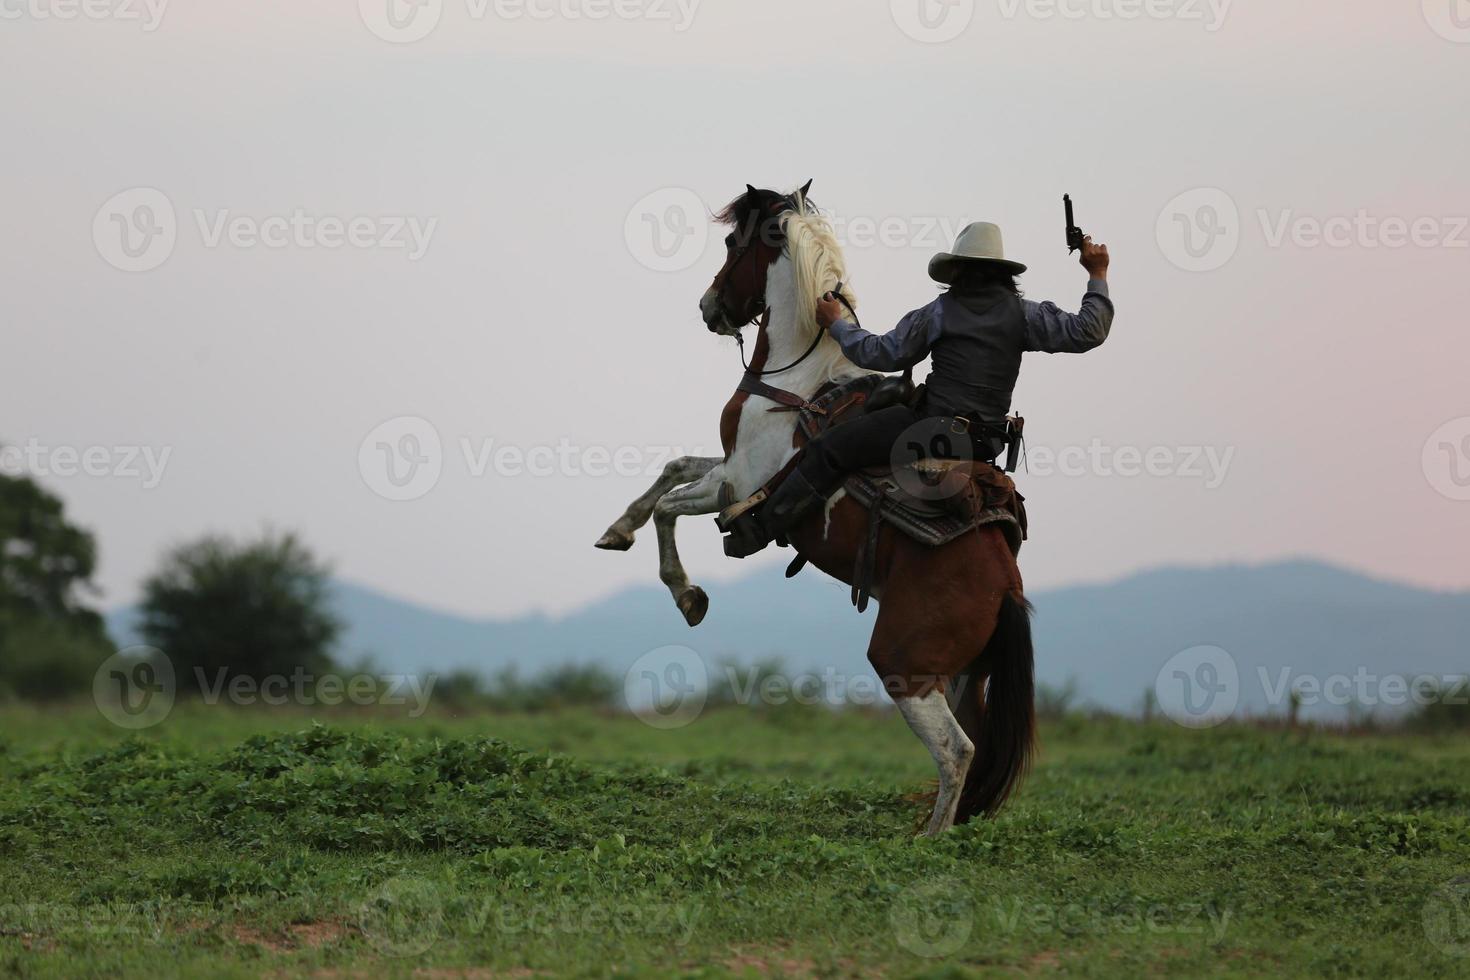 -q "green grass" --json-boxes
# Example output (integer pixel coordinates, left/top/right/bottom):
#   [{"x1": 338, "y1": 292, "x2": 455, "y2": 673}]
[{"x1": 1, "y1": 703, "x2": 1468, "y2": 977}]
